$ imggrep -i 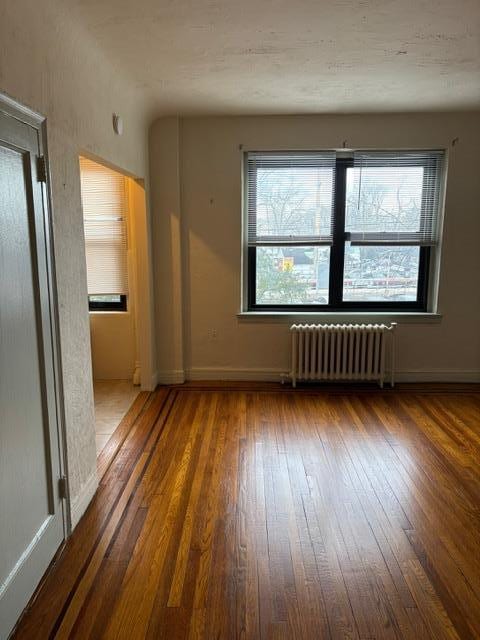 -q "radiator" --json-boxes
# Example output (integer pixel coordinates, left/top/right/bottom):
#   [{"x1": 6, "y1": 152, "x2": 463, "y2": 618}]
[{"x1": 290, "y1": 323, "x2": 396, "y2": 388}]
